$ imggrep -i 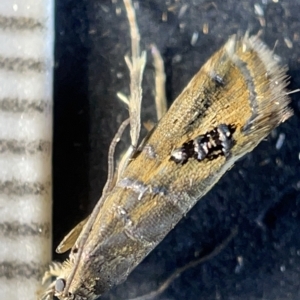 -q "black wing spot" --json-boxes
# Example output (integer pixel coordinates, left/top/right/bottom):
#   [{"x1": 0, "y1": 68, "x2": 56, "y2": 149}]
[{"x1": 170, "y1": 124, "x2": 236, "y2": 164}]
